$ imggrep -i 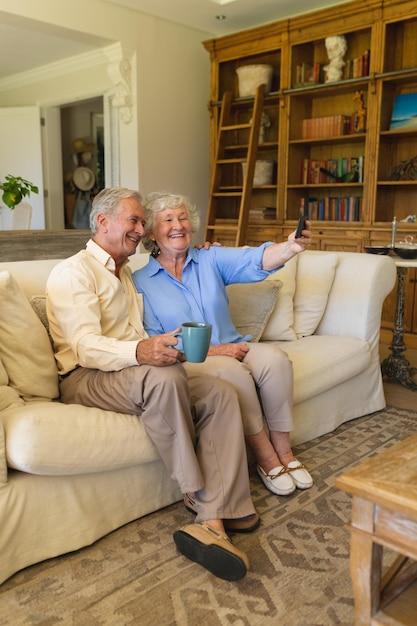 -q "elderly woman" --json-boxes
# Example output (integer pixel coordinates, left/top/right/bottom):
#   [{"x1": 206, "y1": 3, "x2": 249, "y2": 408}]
[{"x1": 132, "y1": 192, "x2": 313, "y2": 500}]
